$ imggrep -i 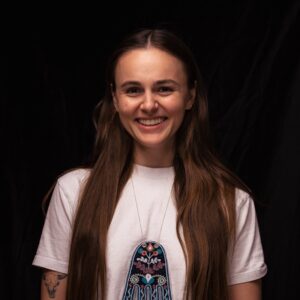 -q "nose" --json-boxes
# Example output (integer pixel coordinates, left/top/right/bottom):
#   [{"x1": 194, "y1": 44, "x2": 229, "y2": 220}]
[{"x1": 140, "y1": 91, "x2": 158, "y2": 114}]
